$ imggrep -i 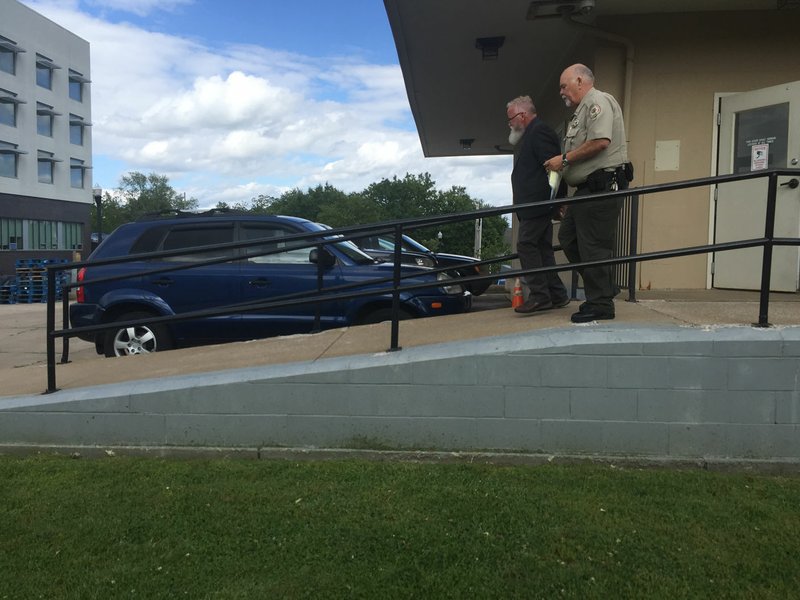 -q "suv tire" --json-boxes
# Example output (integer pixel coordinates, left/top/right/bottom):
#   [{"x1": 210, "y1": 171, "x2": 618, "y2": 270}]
[{"x1": 104, "y1": 311, "x2": 173, "y2": 357}]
